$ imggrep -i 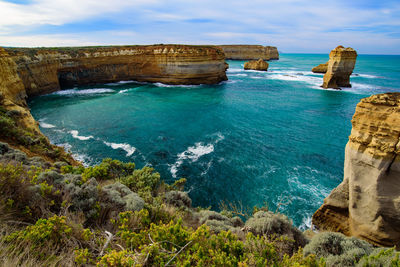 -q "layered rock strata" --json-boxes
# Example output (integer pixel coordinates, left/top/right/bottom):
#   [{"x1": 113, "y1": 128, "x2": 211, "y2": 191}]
[
  {"x1": 0, "y1": 48, "x2": 37, "y2": 130},
  {"x1": 218, "y1": 45, "x2": 279, "y2": 60},
  {"x1": 311, "y1": 62, "x2": 328, "y2": 73},
  {"x1": 313, "y1": 93, "x2": 400, "y2": 247},
  {"x1": 4, "y1": 45, "x2": 228, "y2": 97},
  {"x1": 244, "y1": 59, "x2": 269, "y2": 71},
  {"x1": 322, "y1": 46, "x2": 357, "y2": 89}
]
